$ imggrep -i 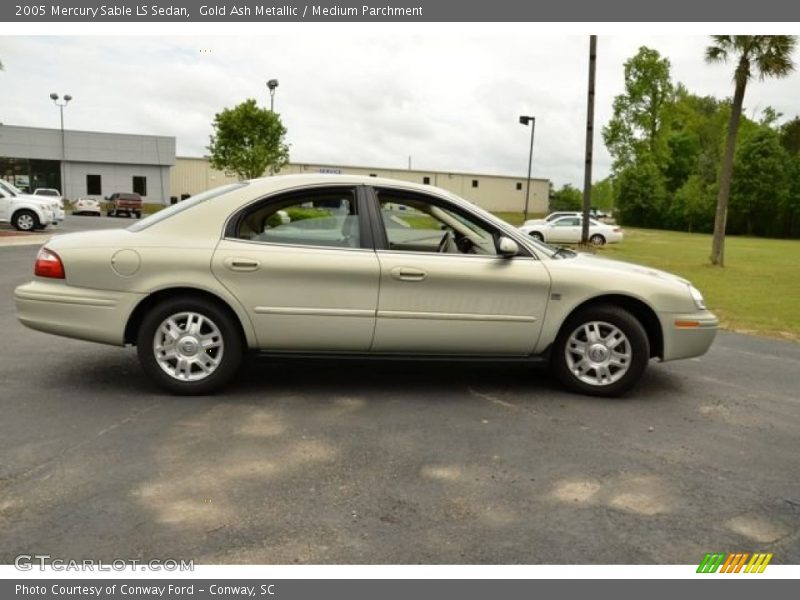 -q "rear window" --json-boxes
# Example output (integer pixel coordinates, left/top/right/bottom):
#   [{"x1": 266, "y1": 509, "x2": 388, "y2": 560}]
[{"x1": 127, "y1": 183, "x2": 248, "y2": 232}]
